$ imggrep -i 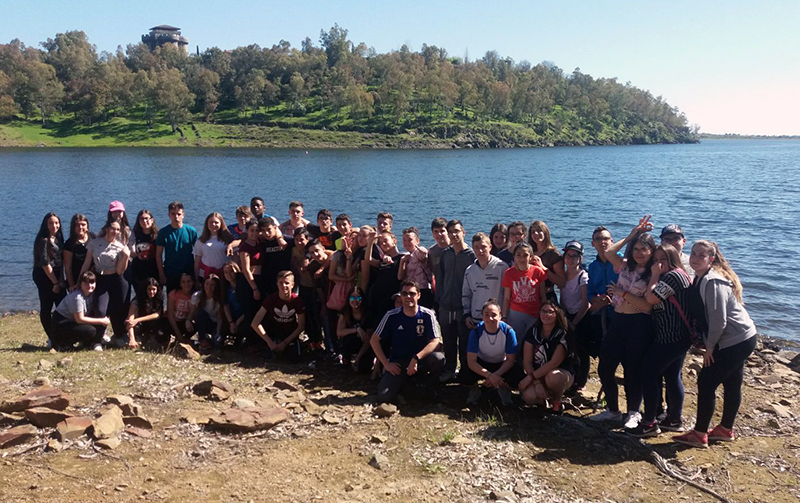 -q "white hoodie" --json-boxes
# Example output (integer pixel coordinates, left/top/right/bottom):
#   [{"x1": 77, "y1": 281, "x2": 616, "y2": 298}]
[{"x1": 462, "y1": 256, "x2": 508, "y2": 321}]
